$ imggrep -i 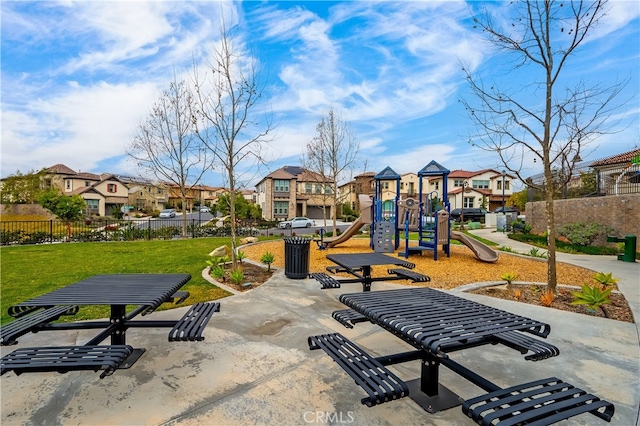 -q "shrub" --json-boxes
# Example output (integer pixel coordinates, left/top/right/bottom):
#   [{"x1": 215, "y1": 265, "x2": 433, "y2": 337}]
[
  {"x1": 571, "y1": 284, "x2": 612, "y2": 317},
  {"x1": 230, "y1": 268, "x2": 244, "y2": 285},
  {"x1": 210, "y1": 265, "x2": 226, "y2": 280},
  {"x1": 500, "y1": 272, "x2": 517, "y2": 287},
  {"x1": 558, "y1": 222, "x2": 614, "y2": 246},
  {"x1": 591, "y1": 272, "x2": 619, "y2": 289},
  {"x1": 260, "y1": 251, "x2": 275, "y2": 271},
  {"x1": 237, "y1": 250, "x2": 245, "y2": 263},
  {"x1": 540, "y1": 290, "x2": 555, "y2": 307}
]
